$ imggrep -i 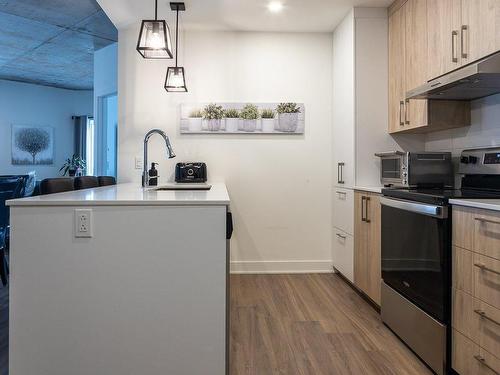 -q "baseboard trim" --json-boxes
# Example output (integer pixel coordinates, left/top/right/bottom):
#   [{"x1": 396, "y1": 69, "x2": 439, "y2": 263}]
[{"x1": 230, "y1": 260, "x2": 333, "y2": 274}]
